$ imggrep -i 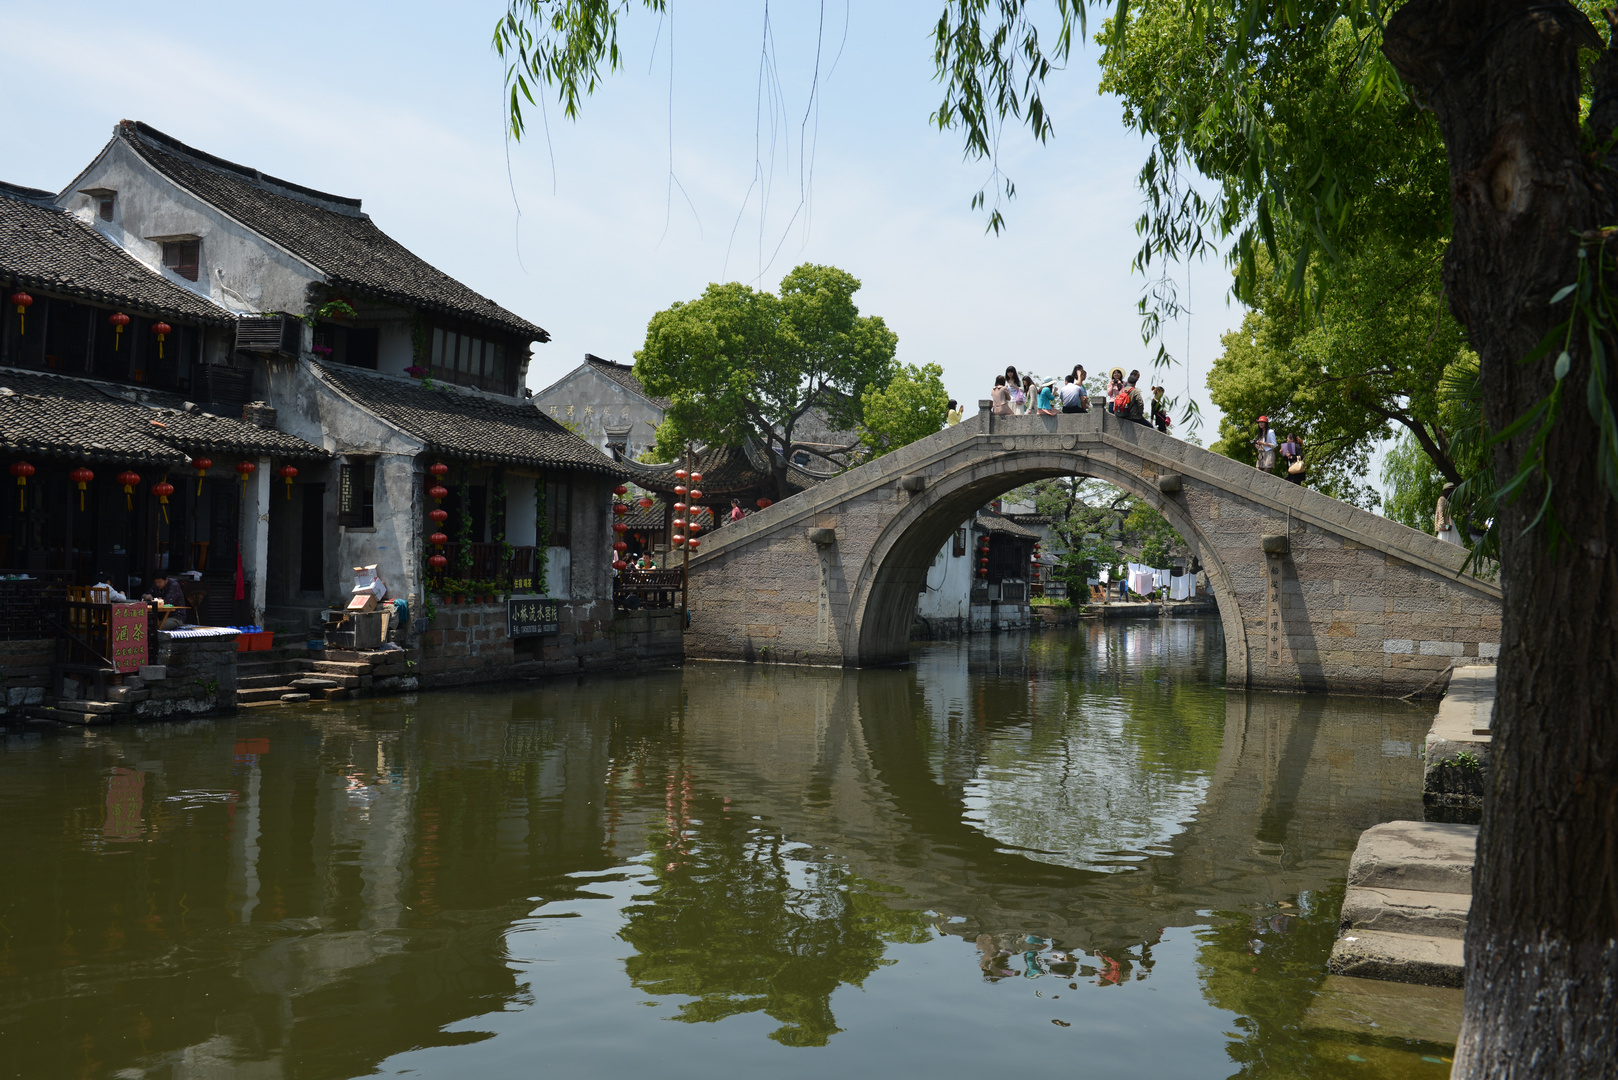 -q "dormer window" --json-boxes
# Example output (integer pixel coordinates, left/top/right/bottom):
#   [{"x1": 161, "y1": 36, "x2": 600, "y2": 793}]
[
  {"x1": 162, "y1": 239, "x2": 200, "y2": 281},
  {"x1": 98, "y1": 195, "x2": 115, "y2": 221}
]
